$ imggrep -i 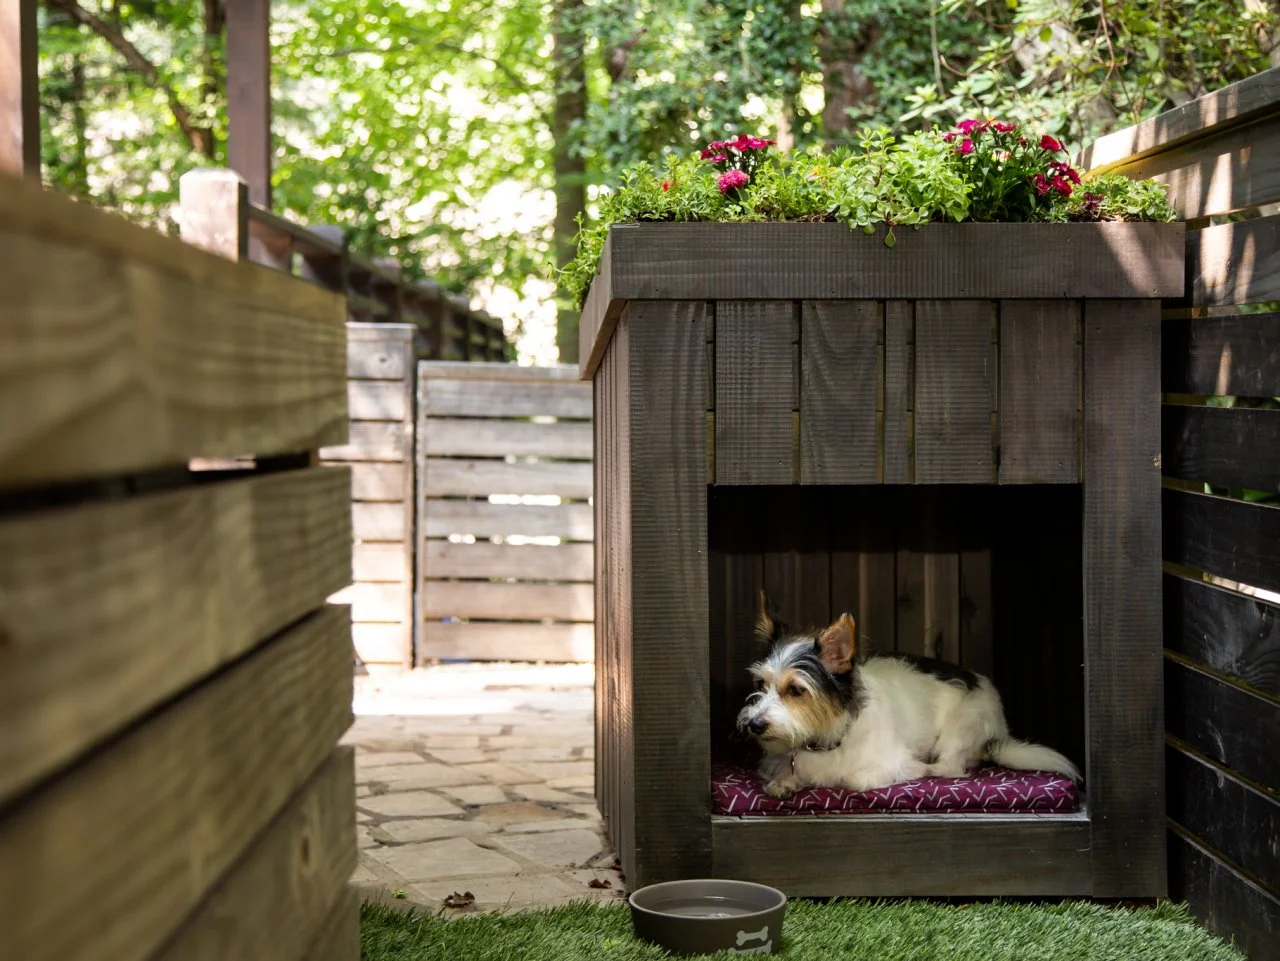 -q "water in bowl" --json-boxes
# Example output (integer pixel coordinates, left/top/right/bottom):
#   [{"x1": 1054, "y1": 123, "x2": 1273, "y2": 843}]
[{"x1": 651, "y1": 897, "x2": 757, "y2": 919}]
